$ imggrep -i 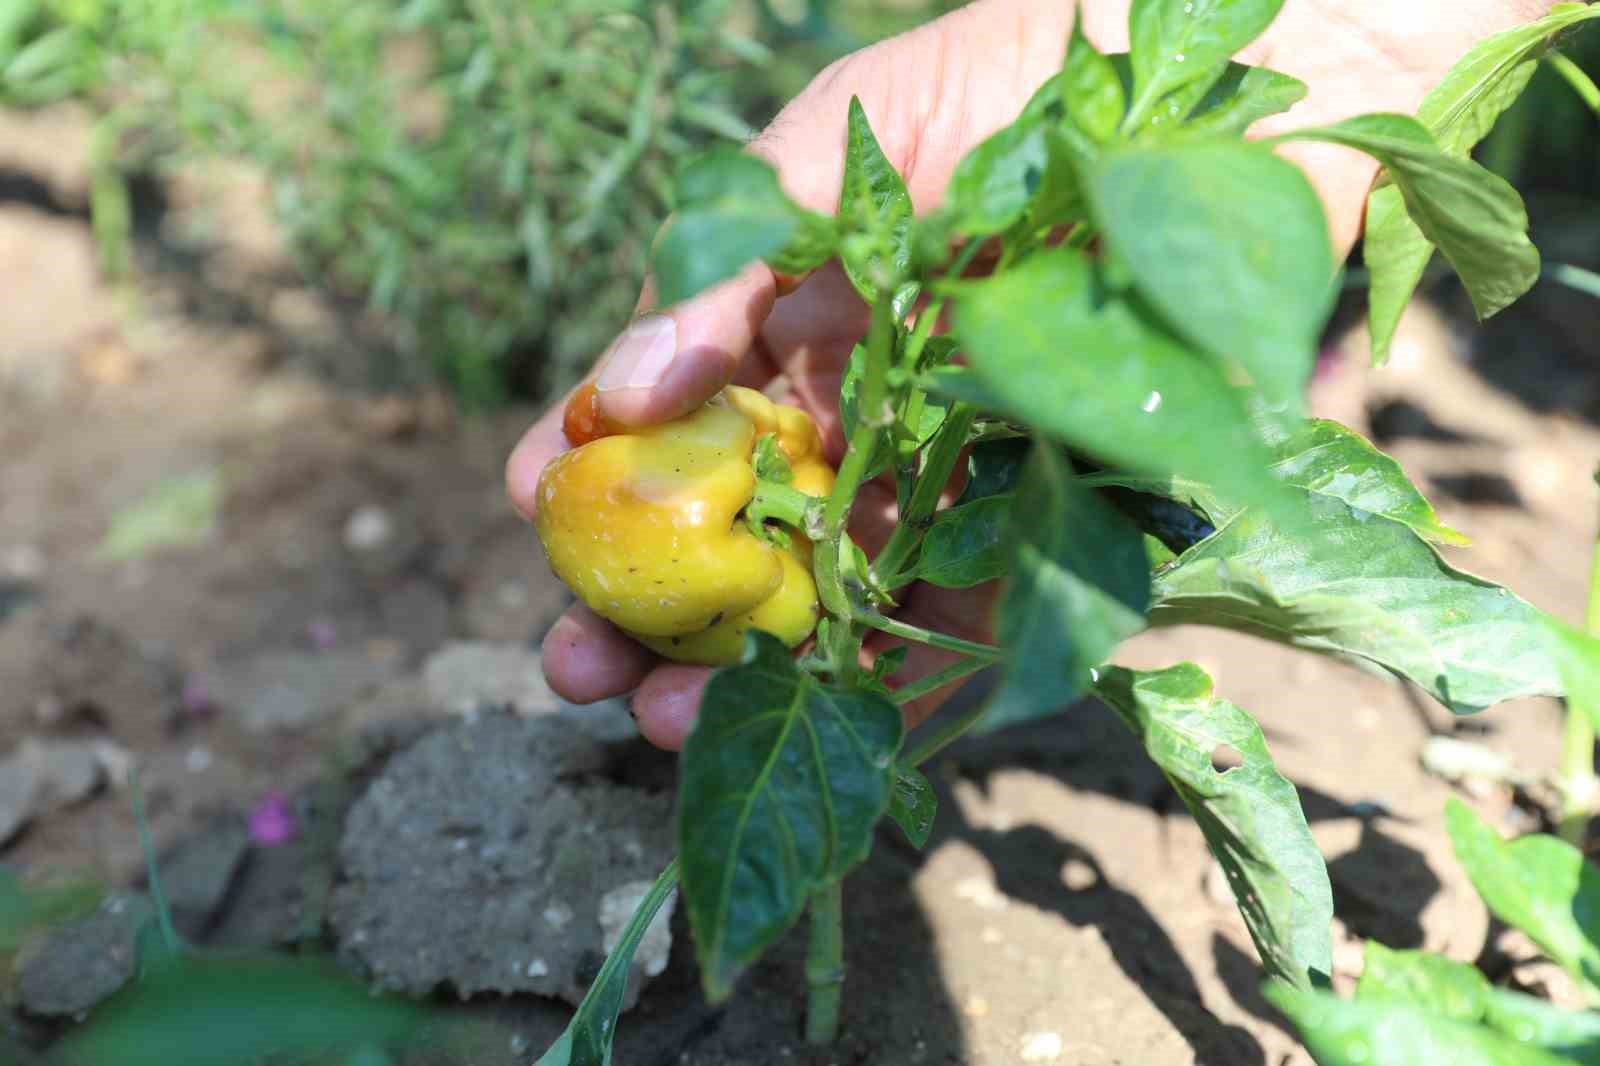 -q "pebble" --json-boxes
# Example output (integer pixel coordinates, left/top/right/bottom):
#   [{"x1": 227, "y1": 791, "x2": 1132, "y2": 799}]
[
  {"x1": 1020, "y1": 1032, "x2": 1063, "y2": 1062},
  {"x1": 599, "y1": 880, "x2": 677, "y2": 978},
  {"x1": 2, "y1": 543, "x2": 45, "y2": 580},
  {"x1": 16, "y1": 894, "x2": 148, "y2": 1016},
  {"x1": 343, "y1": 505, "x2": 394, "y2": 552}
]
